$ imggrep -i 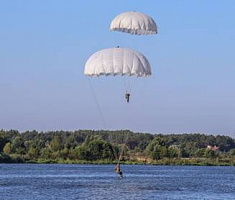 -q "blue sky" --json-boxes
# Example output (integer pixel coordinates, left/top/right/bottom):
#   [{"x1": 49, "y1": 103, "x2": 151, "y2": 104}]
[{"x1": 0, "y1": 0, "x2": 235, "y2": 137}]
